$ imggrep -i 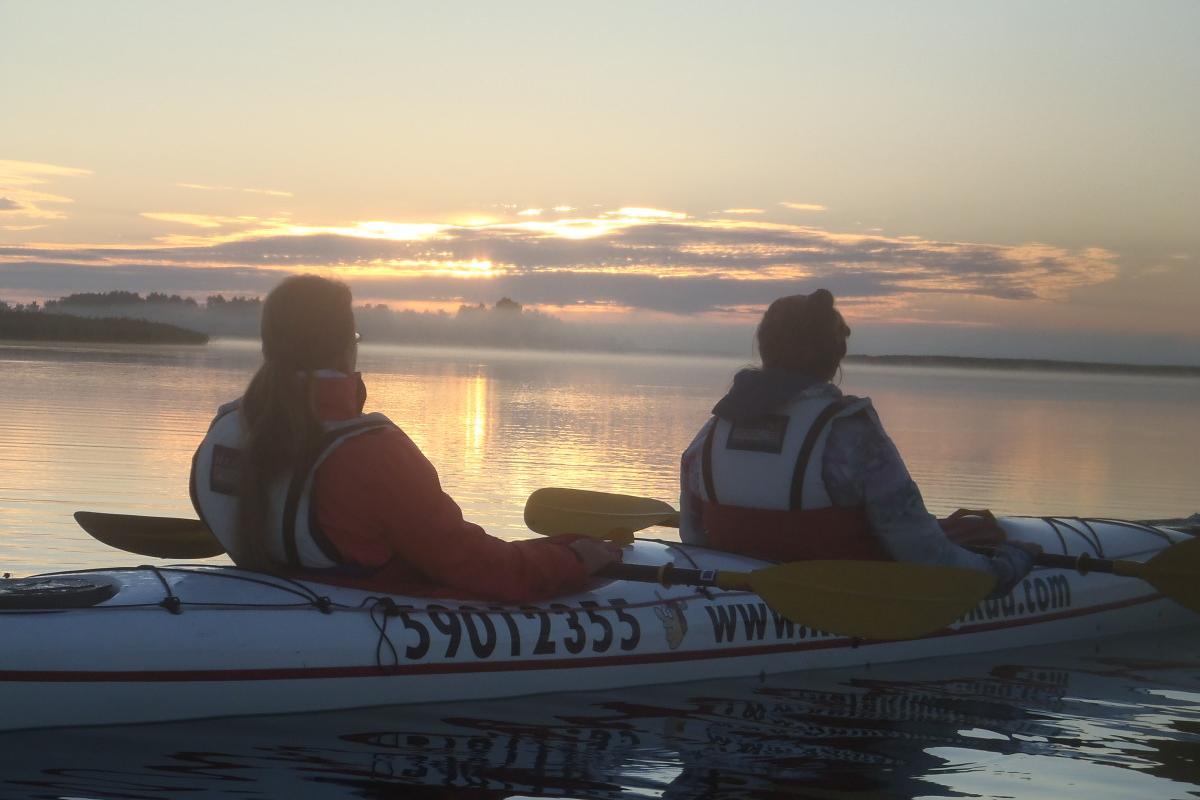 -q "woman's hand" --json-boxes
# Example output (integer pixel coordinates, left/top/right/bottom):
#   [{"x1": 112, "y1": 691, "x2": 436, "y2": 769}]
[
  {"x1": 568, "y1": 538, "x2": 623, "y2": 574},
  {"x1": 987, "y1": 541, "x2": 1043, "y2": 599},
  {"x1": 1006, "y1": 541, "x2": 1044, "y2": 558}
]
